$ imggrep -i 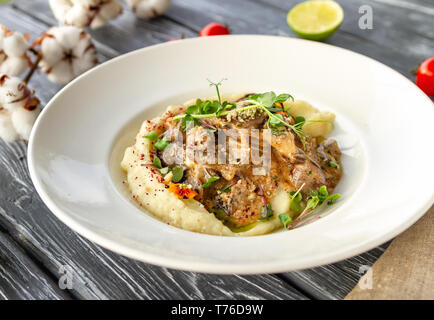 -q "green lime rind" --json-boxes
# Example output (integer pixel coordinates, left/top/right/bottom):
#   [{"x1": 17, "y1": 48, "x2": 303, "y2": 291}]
[
  {"x1": 288, "y1": 21, "x2": 343, "y2": 41},
  {"x1": 287, "y1": 0, "x2": 344, "y2": 41}
]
